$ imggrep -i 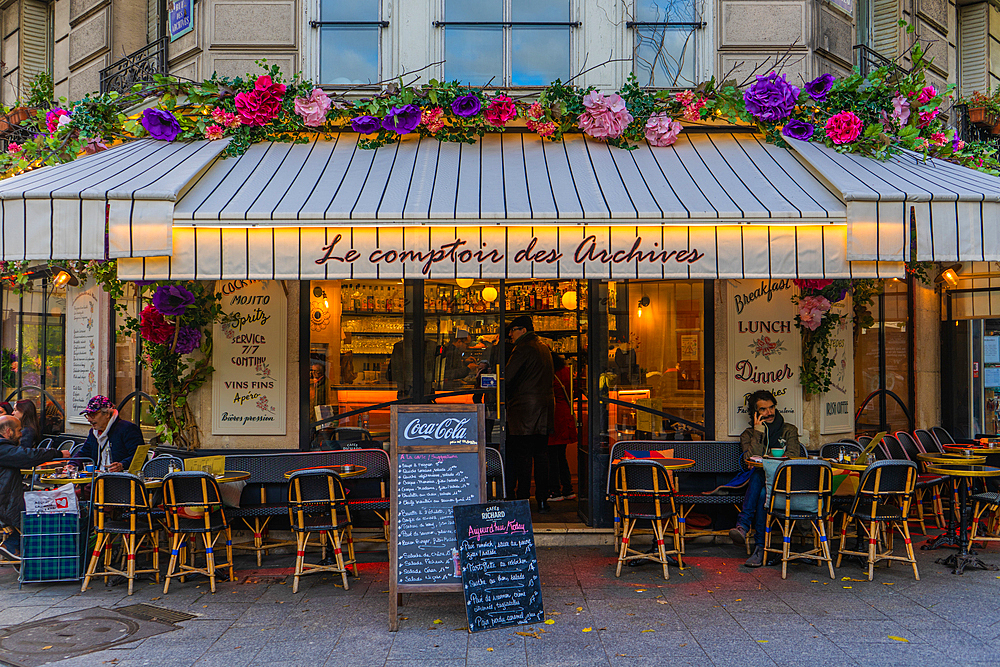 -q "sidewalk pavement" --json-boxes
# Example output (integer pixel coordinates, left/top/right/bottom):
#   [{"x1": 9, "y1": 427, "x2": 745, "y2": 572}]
[{"x1": 0, "y1": 535, "x2": 998, "y2": 667}]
